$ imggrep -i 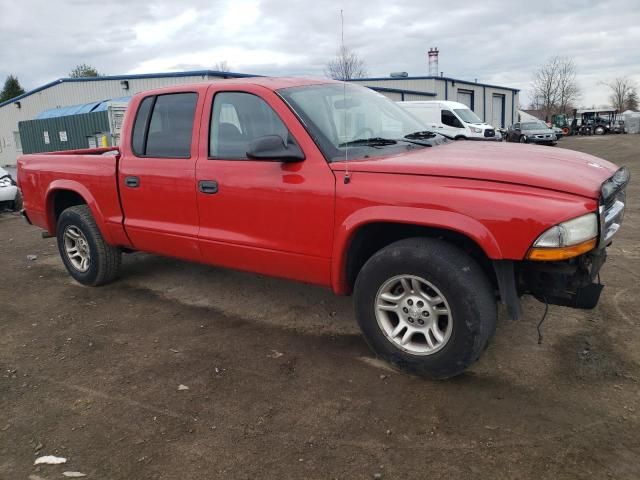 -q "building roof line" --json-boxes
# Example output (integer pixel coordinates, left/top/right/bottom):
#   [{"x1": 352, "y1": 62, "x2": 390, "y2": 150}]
[
  {"x1": 349, "y1": 75, "x2": 520, "y2": 93},
  {"x1": 0, "y1": 70, "x2": 259, "y2": 109},
  {"x1": 369, "y1": 86, "x2": 437, "y2": 97}
]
